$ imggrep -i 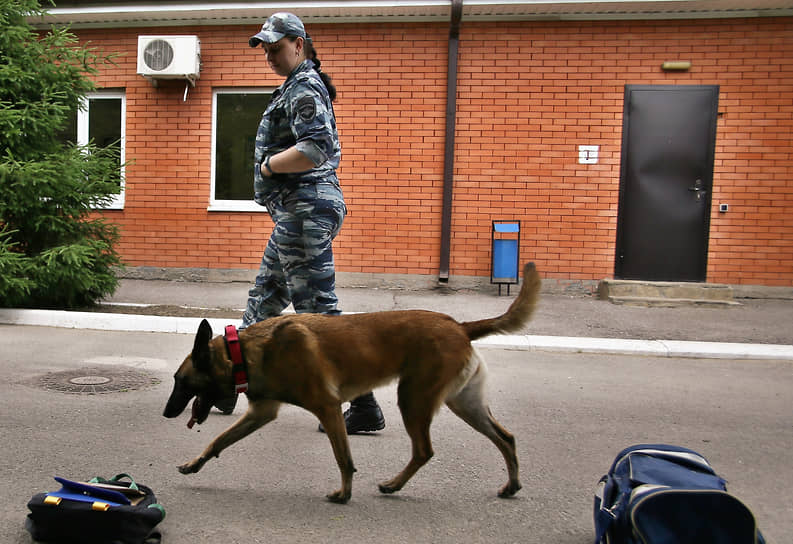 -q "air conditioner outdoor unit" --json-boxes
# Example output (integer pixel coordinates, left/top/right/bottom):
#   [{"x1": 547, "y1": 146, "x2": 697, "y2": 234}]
[{"x1": 137, "y1": 35, "x2": 201, "y2": 86}]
